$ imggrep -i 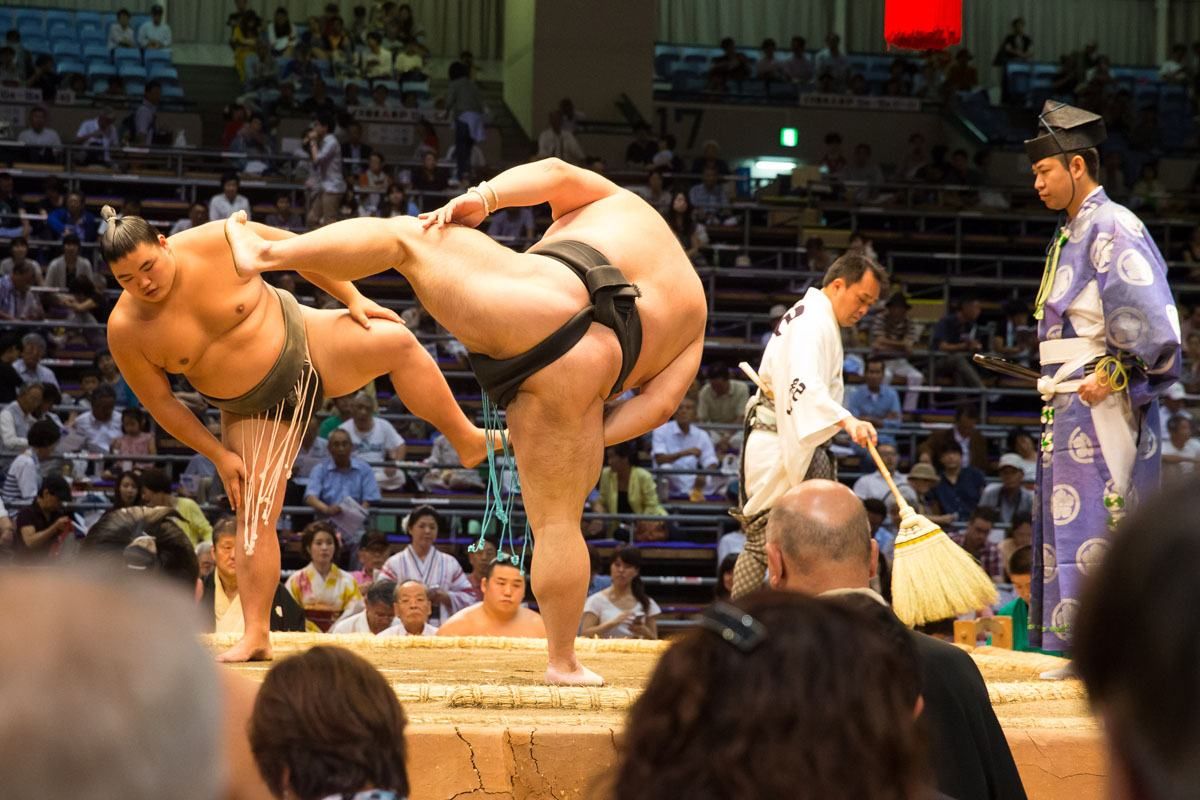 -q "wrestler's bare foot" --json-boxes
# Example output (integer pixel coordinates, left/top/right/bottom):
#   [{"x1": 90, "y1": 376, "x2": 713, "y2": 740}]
[
  {"x1": 454, "y1": 427, "x2": 508, "y2": 469},
  {"x1": 215, "y1": 633, "x2": 273, "y2": 663},
  {"x1": 545, "y1": 659, "x2": 605, "y2": 686},
  {"x1": 224, "y1": 210, "x2": 267, "y2": 277}
]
